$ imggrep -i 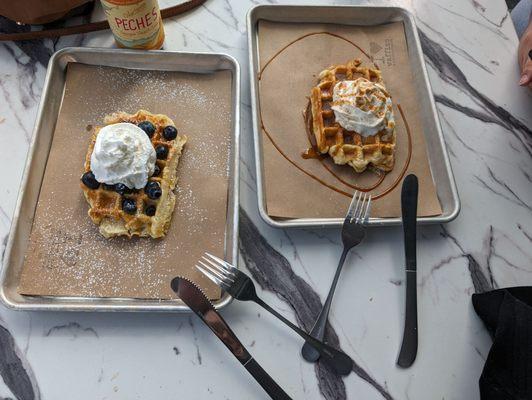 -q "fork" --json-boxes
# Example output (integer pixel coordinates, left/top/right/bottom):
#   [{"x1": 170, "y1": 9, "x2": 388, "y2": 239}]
[
  {"x1": 196, "y1": 253, "x2": 354, "y2": 376},
  {"x1": 301, "y1": 191, "x2": 371, "y2": 362}
]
